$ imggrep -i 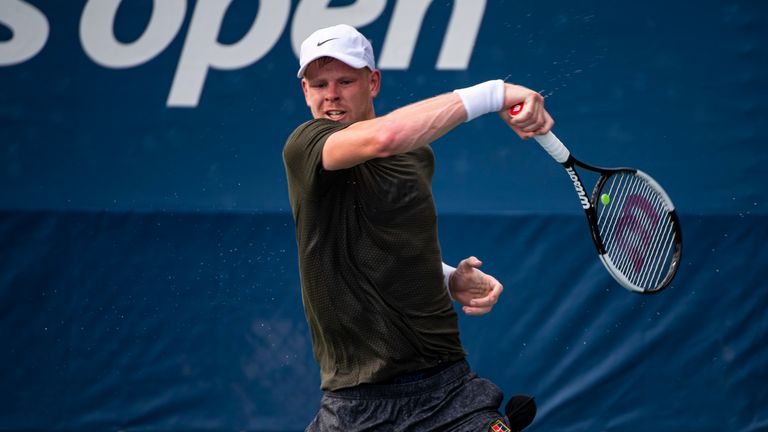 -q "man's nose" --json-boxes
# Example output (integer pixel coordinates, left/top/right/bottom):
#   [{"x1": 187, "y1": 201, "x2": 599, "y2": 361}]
[{"x1": 325, "y1": 83, "x2": 340, "y2": 101}]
